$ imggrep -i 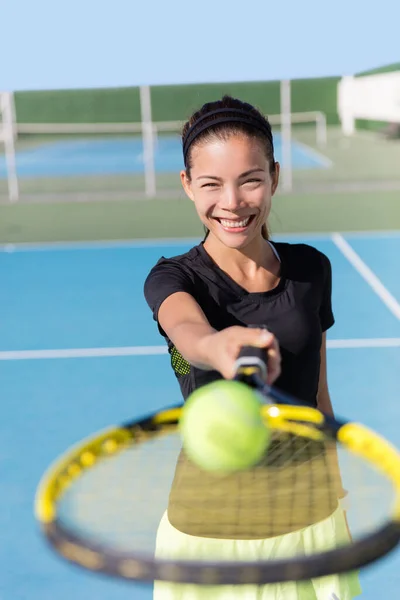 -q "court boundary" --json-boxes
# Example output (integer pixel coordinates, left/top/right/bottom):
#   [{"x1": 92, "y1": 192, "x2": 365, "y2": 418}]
[
  {"x1": 2, "y1": 232, "x2": 399, "y2": 360},
  {"x1": 332, "y1": 233, "x2": 400, "y2": 320},
  {"x1": 1, "y1": 230, "x2": 400, "y2": 252},
  {"x1": 291, "y1": 139, "x2": 333, "y2": 168},
  {"x1": 1, "y1": 338, "x2": 400, "y2": 361}
]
